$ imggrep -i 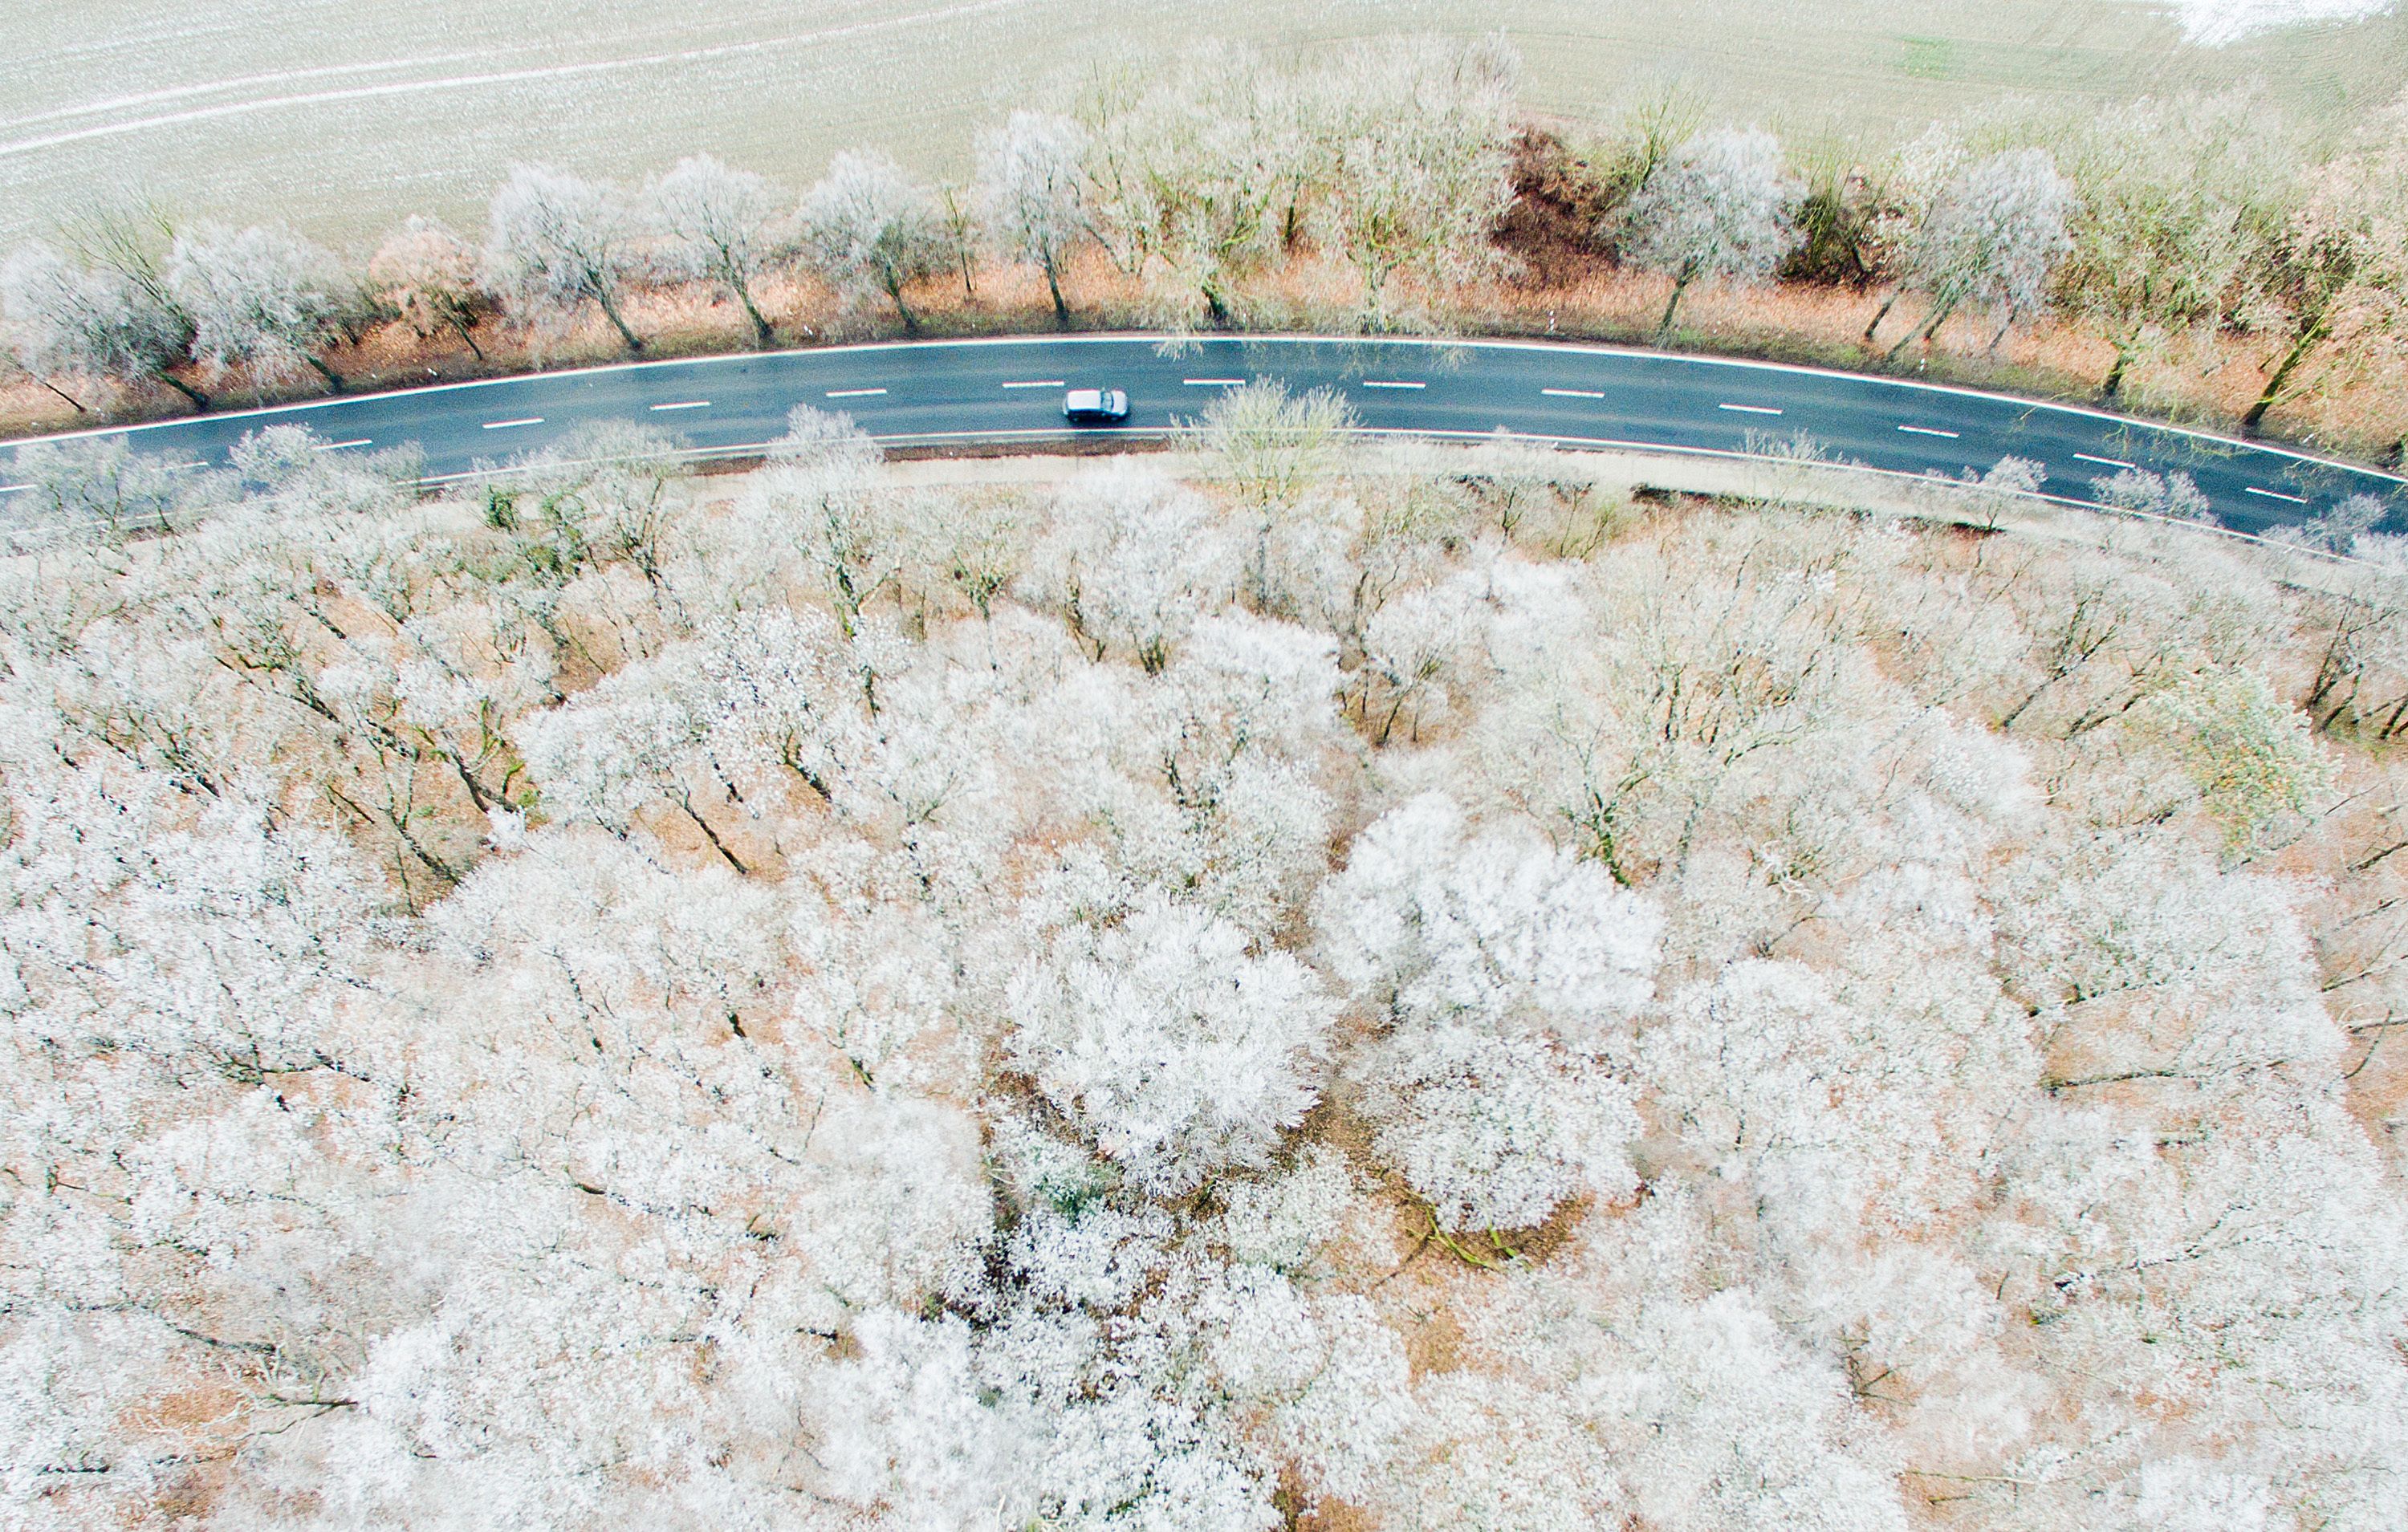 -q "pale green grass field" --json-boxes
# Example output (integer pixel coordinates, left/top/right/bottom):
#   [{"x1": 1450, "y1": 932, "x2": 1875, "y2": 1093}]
[{"x1": 2, "y1": 1, "x2": 2403, "y2": 253}]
